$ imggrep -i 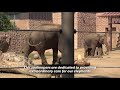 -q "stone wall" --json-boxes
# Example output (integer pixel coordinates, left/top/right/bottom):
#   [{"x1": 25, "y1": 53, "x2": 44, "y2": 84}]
[
  {"x1": 77, "y1": 12, "x2": 96, "y2": 48},
  {"x1": 0, "y1": 31, "x2": 28, "y2": 53}
]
